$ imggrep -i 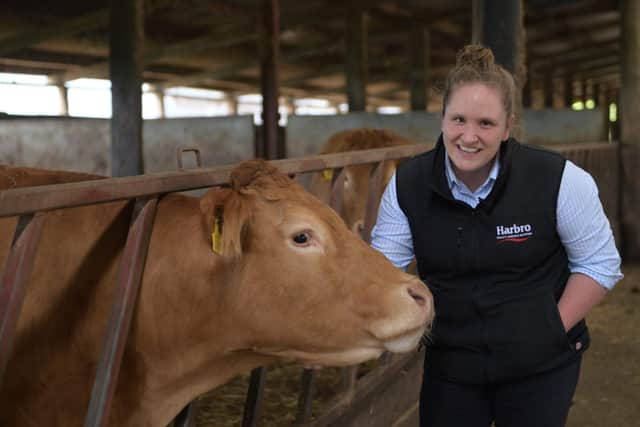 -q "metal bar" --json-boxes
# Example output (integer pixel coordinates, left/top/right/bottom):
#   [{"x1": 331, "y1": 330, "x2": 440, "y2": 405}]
[
  {"x1": 308, "y1": 352, "x2": 421, "y2": 427},
  {"x1": 83, "y1": 197, "x2": 158, "y2": 427},
  {"x1": 259, "y1": 0, "x2": 281, "y2": 160},
  {"x1": 294, "y1": 368, "x2": 316, "y2": 424},
  {"x1": 340, "y1": 366, "x2": 358, "y2": 400},
  {"x1": 176, "y1": 147, "x2": 203, "y2": 170},
  {"x1": 242, "y1": 366, "x2": 267, "y2": 427},
  {"x1": 0, "y1": 144, "x2": 433, "y2": 218},
  {"x1": 0, "y1": 143, "x2": 617, "y2": 219},
  {"x1": 172, "y1": 401, "x2": 198, "y2": 427},
  {"x1": 361, "y1": 161, "x2": 385, "y2": 244},
  {"x1": 329, "y1": 168, "x2": 346, "y2": 216},
  {"x1": 0, "y1": 212, "x2": 46, "y2": 388}
]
